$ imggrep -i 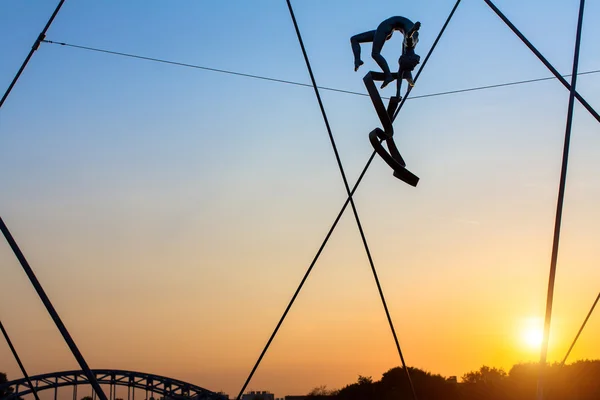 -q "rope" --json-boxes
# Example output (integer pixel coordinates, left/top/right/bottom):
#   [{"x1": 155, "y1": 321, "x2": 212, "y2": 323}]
[
  {"x1": 235, "y1": 1, "x2": 467, "y2": 398},
  {"x1": 393, "y1": 0, "x2": 463, "y2": 122},
  {"x1": 0, "y1": 1, "x2": 65, "y2": 108},
  {"x1": 0, "y1": 3, "x2": 108, "y2": 399},
  {"x1": 561, "y1": 291, "x2": 600, "y2": 365},
  {"x1": 483, "y1": 0, "x2": 599, "y2": 125},
  {"x1": 0, "y1": 218, "x2": 109, "y2": 400},
  {"x1": 0, "y1": 320, "x2": 41, "y2": 400},
  {"x1": 536, "y1": 0, "x2": 586, "y2": 399},
  {"x1": 41, "y1": 40, "x2": 600, "y2": 103},
  {"x1": 236, "y1": 0, "x2": 388, "y2": 396}
]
